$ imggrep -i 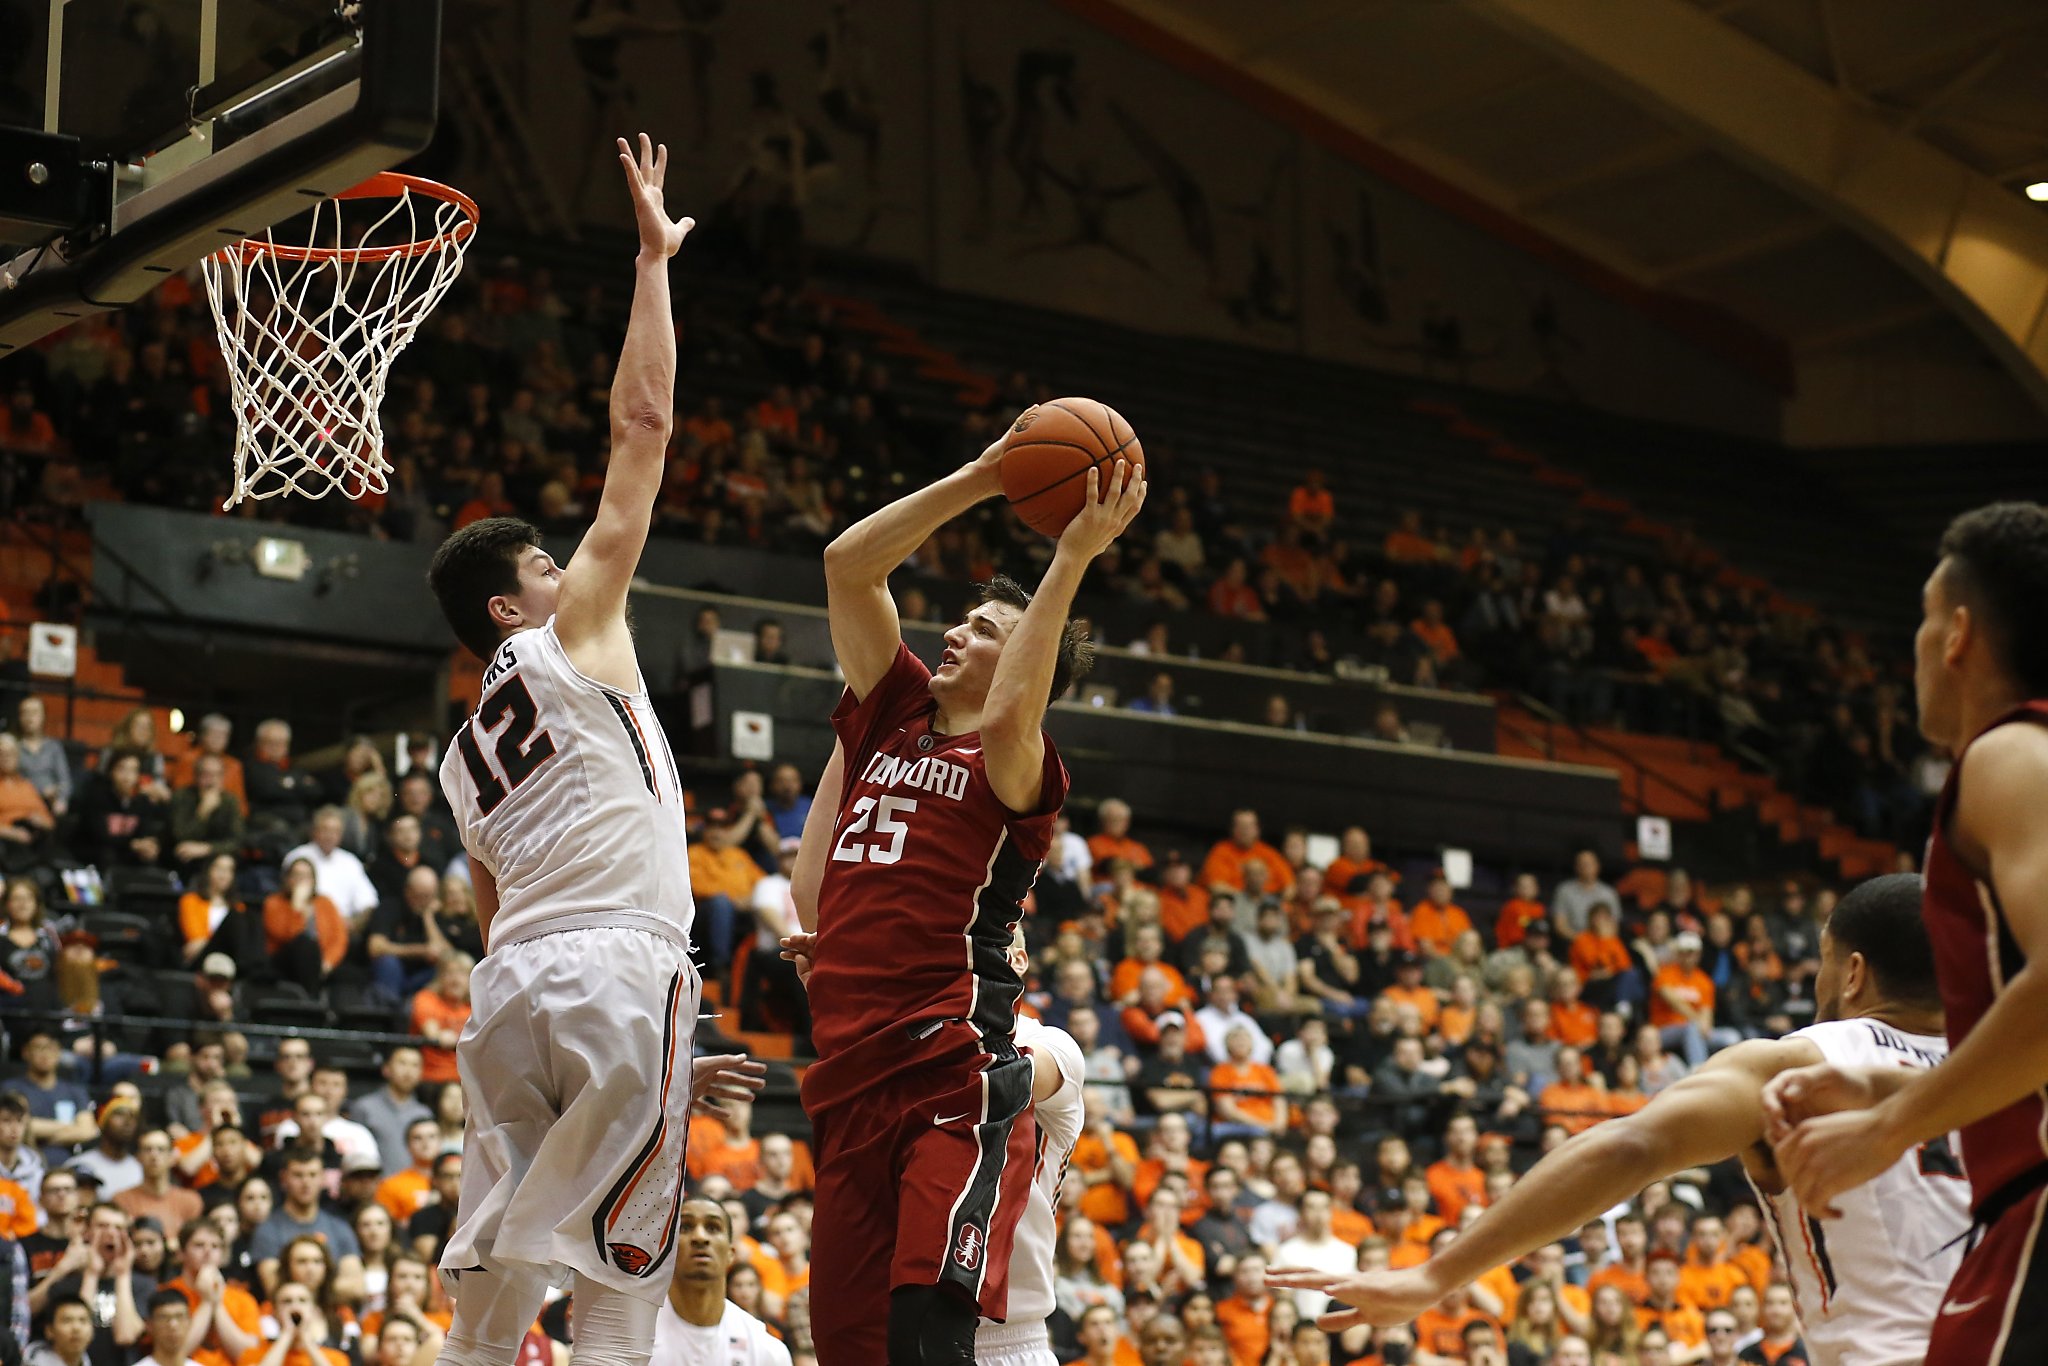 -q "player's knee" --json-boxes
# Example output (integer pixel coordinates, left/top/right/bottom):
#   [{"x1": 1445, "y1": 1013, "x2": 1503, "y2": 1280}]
[
  {"x1": 565, "y1": 1274, "x2": 660, "y2": 1366},
  {"x1": 886, "y1": 1285, "x2": 977, "y2": 1366}
]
